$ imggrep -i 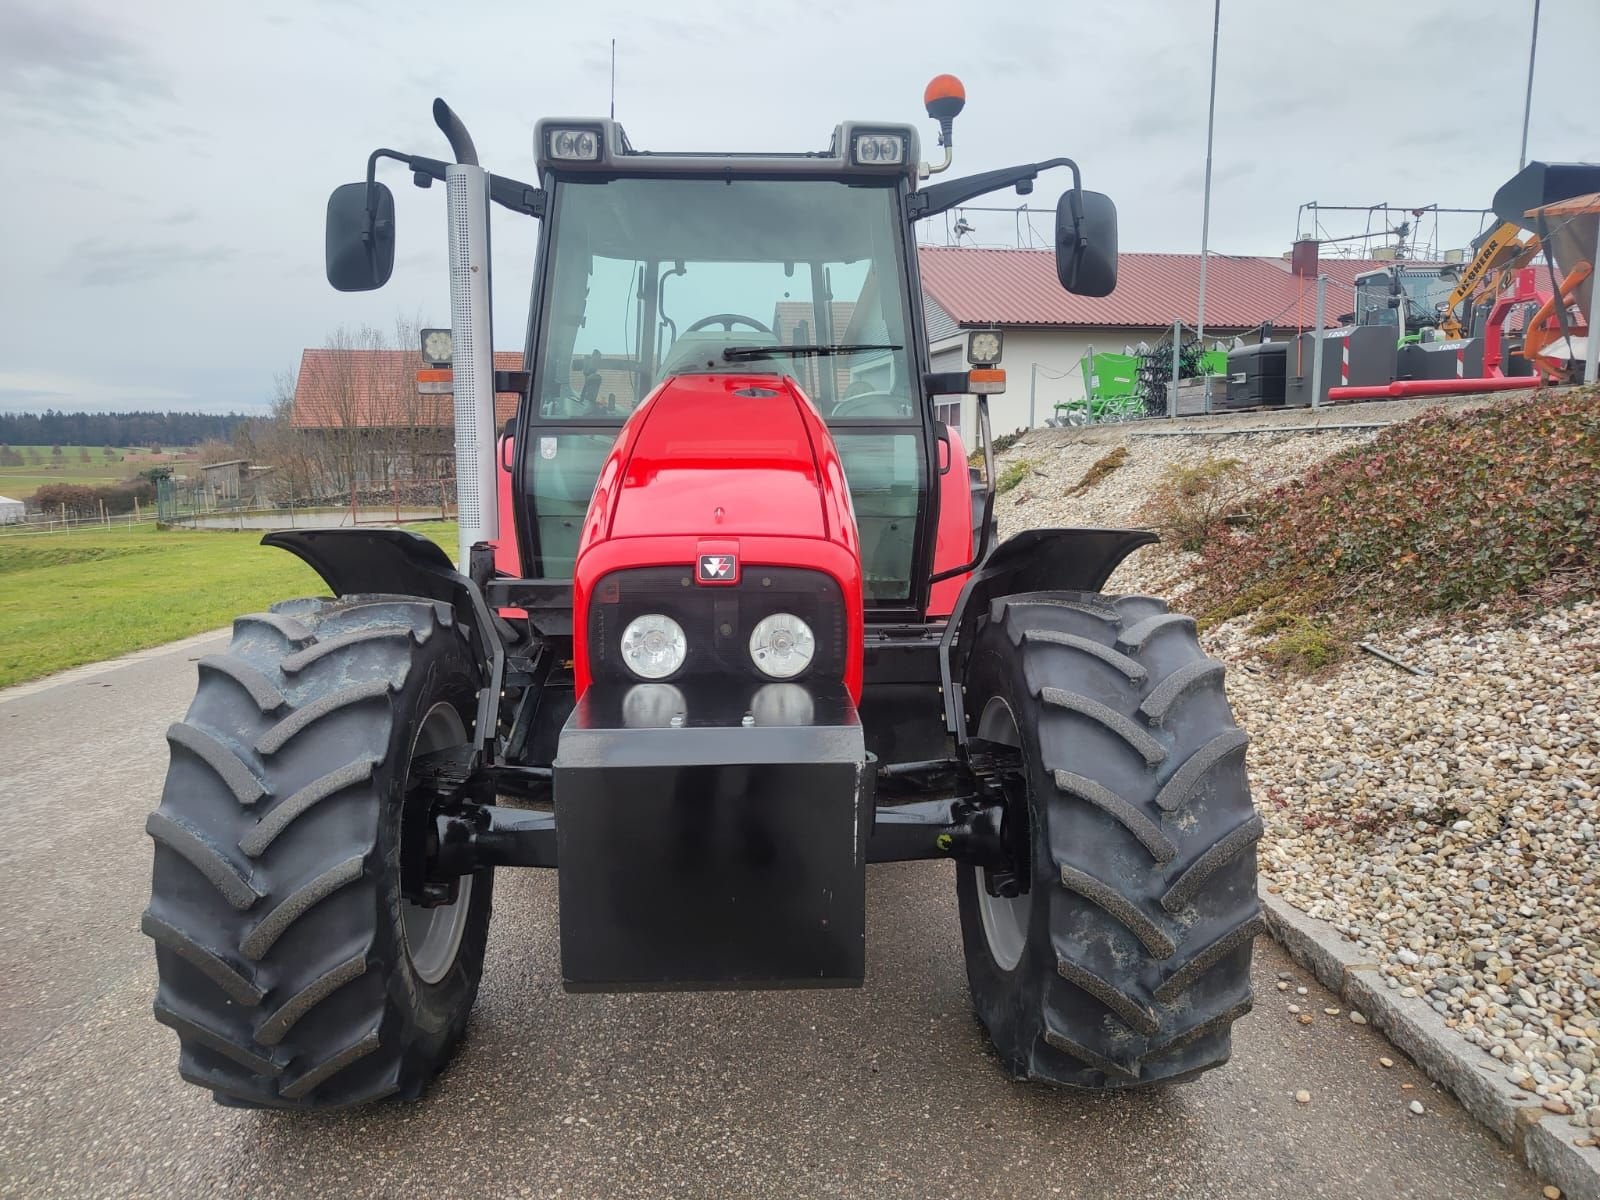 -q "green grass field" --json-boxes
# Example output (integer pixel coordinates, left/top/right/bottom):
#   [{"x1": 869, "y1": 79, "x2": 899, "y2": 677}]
[
  {"x1": 0, "y1": 469, "x2": 137, "y2": 495},
  {"x1": 0, "y1": 446, "x2": 185, "y2": 498},
  {"x1": 0, "y1": 521, "x2": 457, "y2": 688},
  {"x1": 2, "y1": 445, "x2": 145, "y2": 456}
]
